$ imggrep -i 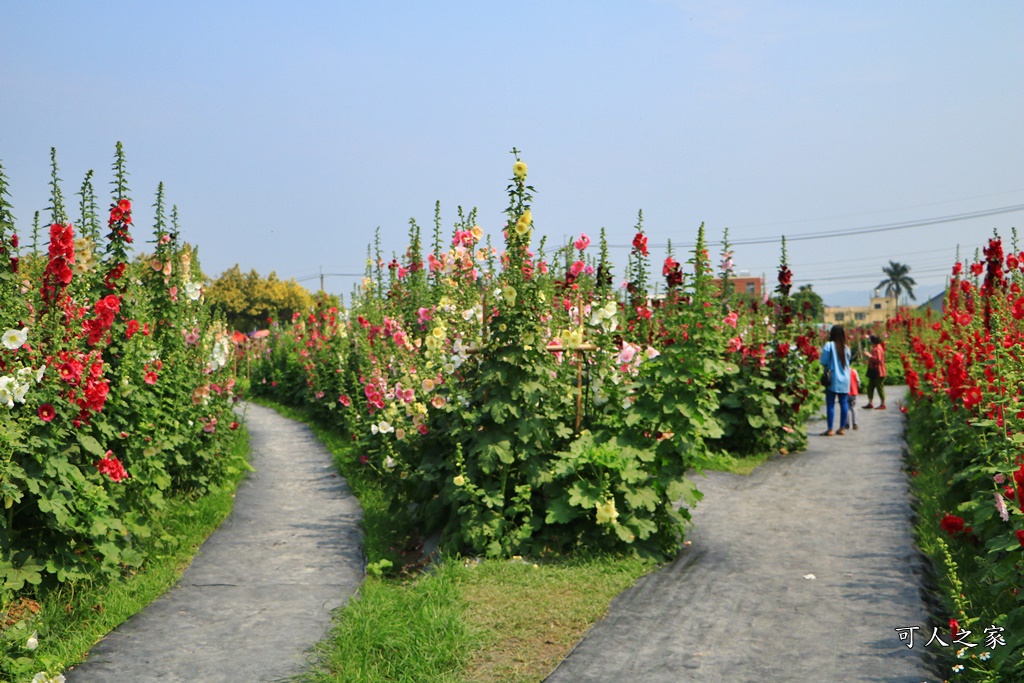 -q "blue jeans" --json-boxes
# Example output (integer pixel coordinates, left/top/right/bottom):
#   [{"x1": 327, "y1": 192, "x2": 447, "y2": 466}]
[{"x1": 826, "y1": 390, "x2": 849, "y2": 432}]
